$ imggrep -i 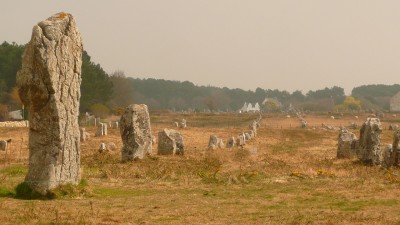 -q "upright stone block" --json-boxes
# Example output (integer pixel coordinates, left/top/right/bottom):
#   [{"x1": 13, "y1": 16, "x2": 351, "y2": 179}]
[
  {"x1": 158, "y1": 129, "x2": 184, "y2": 155},
  {"x1": 337, "y1": 129, "x2": 358, "y2": 159},
  {"x1": 120, "y1": 104, "x2": 152, "y2": 161},
  {"x1": 358, "y1": 118, "x2": 382, "y2": 165},
  {"x1": 16, "y1": 12, "x2": 83, "y2": 194}
]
